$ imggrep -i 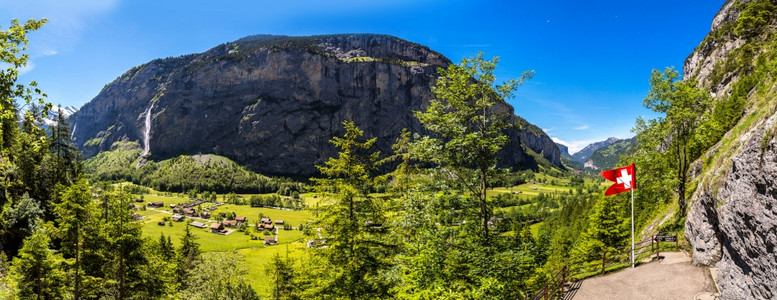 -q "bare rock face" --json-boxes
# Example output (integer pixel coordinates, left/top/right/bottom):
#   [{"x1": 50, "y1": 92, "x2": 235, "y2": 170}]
[
  {"x1": 682, "y1": 0, "x2": 745, "y2": 96},
  {"x1": 70, "y1": 34, "x2": 561, "y2": 176},
  {"x1": 686, "y1": 110, "x2": 777, "y2": 299}
]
